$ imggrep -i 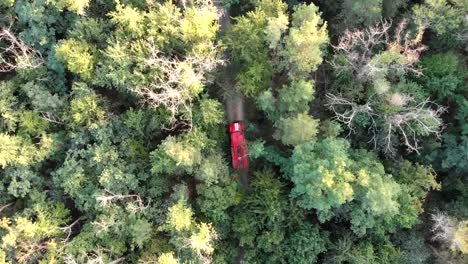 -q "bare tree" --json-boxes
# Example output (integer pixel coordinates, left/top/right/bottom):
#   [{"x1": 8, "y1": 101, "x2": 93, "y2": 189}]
[
  {"x1": 327, "y1": 20, "x2": 444, "y2": 155},
  {"x1": 430, "y1": 211, "x2": 467, "y2": 255},
  {"x1": 131, "y1": 40, "x2": 223, "y2": 128},
  {"x1": 384, "y1": 99, "x2": 446, "y2": 154},
  {"x1": 431, "y1": 212, "x2": 456, "y2": 244},
  {"x1": 330, "y1": 20, "x2": 425, "y2": 82},
  {"x1": 0, "y1": 27, "x2": 43, "y2": 72},
  {"x1": 327, "y1": 93, "x2": 445, "y2": 154},
  {"x1": 325, "y1": 93, "x2": 376, "y2": 134}
]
